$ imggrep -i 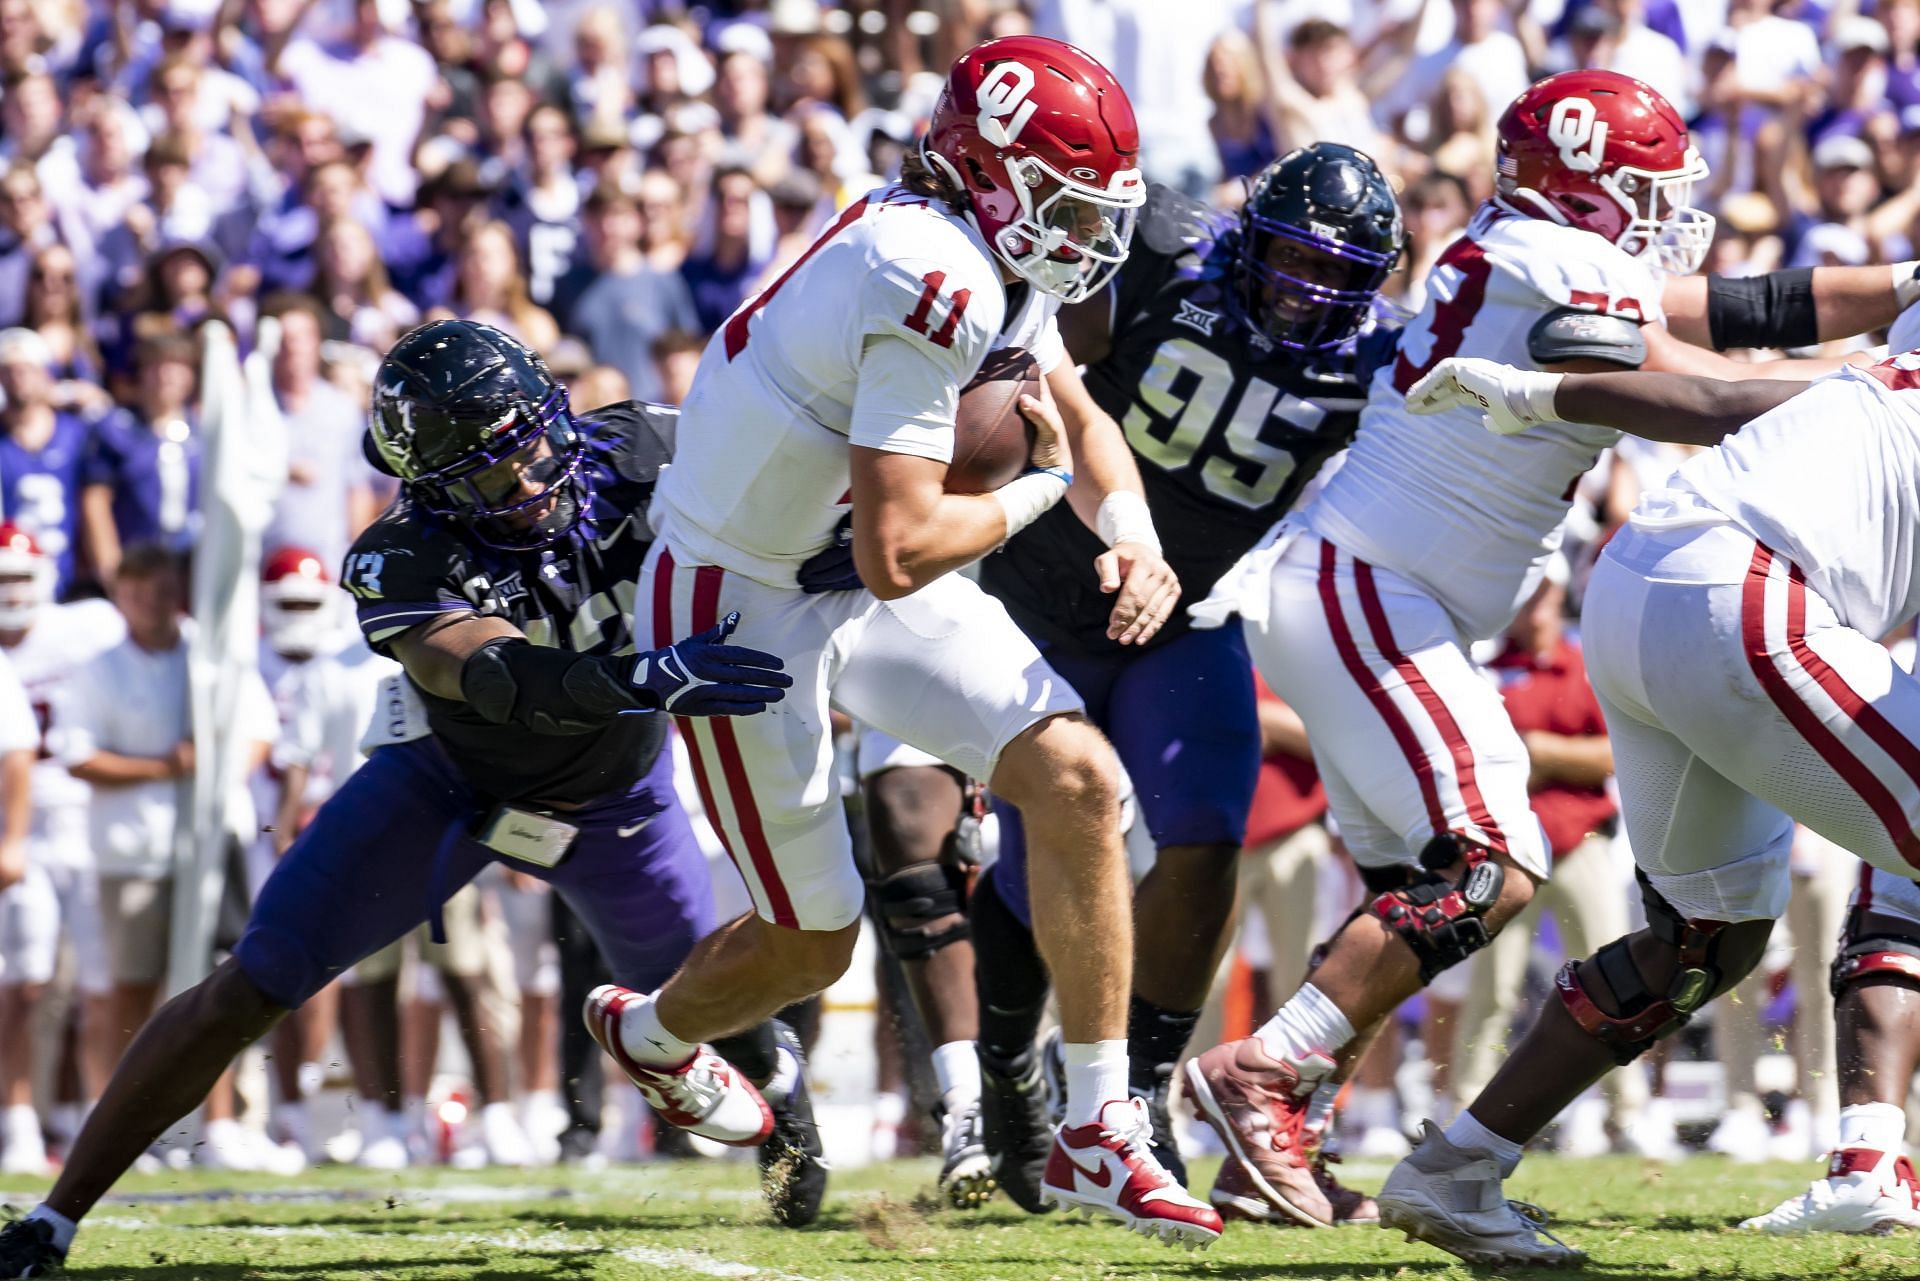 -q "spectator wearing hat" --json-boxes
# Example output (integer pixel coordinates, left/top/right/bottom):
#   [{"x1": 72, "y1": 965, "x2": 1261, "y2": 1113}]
[
  {"x1": 79, "y1": 335, "x2": 200, "y2": 582},
  {"x1": 1788, "y1": 133, "x2": 1904, "y2": 268},
  {"x1": 680, "y1": 166, "x2": 768, "y2": 335},
  {"x1": 0, "y1": 328, "x2": 93, "y2": 595},
  {"x1": 553, "y1": 181, "x2": 696, "y2": 405},
  {"x1": 572, "y1": 114, "x2": 640, "y2": 198},
  {"x1": 274, "y1": 0, "x2": 437, "y2": 208},
  {"x1": 1808, "y1": 18, "x2": 1895, "y2": 150}
]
